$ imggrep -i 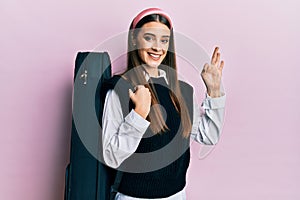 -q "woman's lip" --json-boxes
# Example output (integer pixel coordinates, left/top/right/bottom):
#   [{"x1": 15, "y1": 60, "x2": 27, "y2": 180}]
[
  {"x1": 148, "y1": 52, "x2": 162, "y2": 56},
  {"x1": 148, "y1": 53, "x2": 161, "y2": 61},
  {"x1": 148, "y1": 53, "x2": 162, "y2": 58}
]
